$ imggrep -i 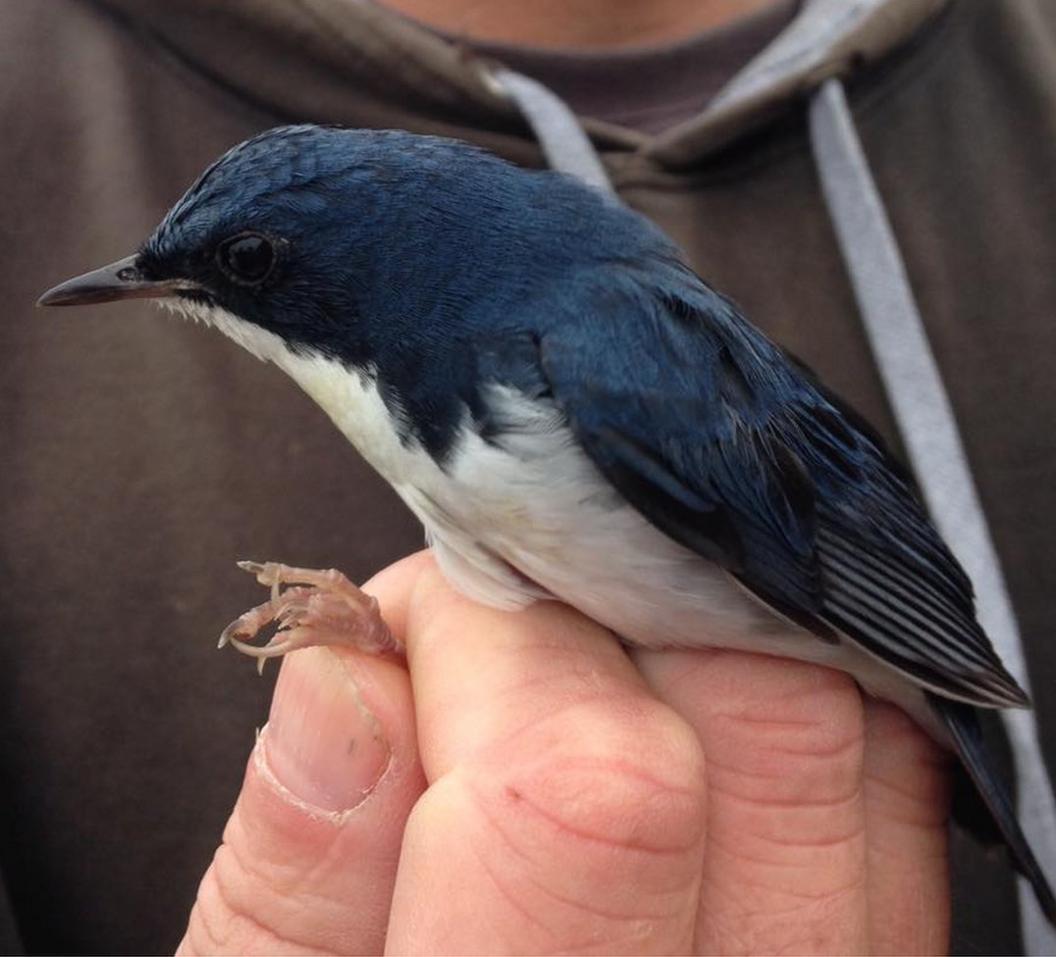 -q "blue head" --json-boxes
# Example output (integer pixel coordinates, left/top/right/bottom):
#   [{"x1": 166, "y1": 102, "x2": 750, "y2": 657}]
[
  {"x1": 42, "y1": 126, "x2": 662, "y2": 366},
  {"x1": 39, "y1": 125, "x2": 677, "y2": 456}
]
